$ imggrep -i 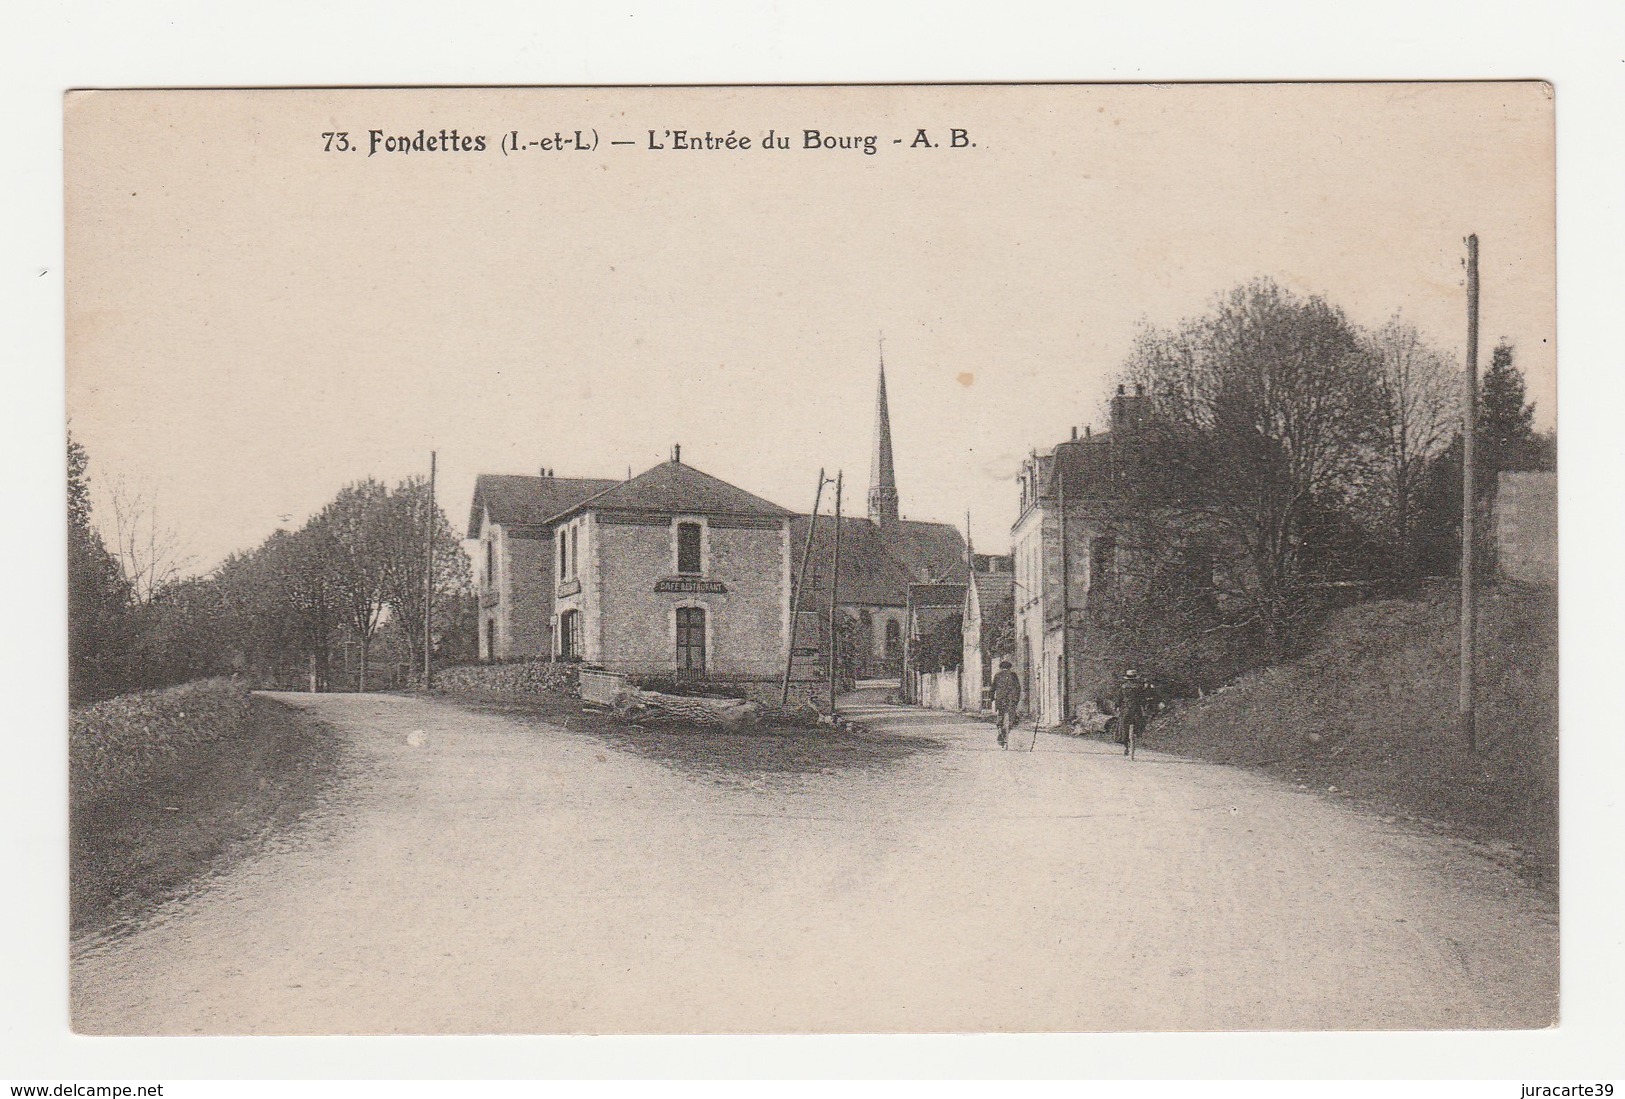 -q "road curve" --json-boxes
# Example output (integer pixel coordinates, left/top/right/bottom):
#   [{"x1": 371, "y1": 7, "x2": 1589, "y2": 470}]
[{"x1": 71, "y1": 690, "x2": 1557, "y2": 1034}]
